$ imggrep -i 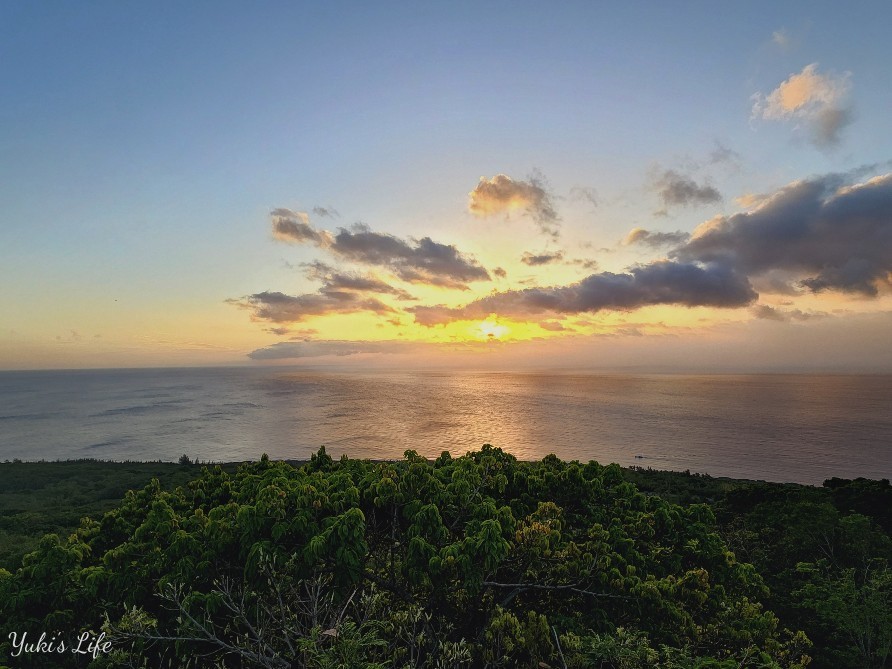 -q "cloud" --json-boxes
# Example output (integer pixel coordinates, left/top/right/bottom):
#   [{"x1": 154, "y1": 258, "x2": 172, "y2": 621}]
[
  {"x1": 228, "y1": 290, "x2": 396, "y2": 324},
  {"x1": 230, "y1": 251, "x2": 424, "y2": 326},
  {"x1": 493, "y1": 267, "x2": 507, "y2": 278},
  {"x1": 569, "y1": 186, "x2": 598, "y2": 208},
  {"x1": 312, "y1": 206, "x2": 339, "y2": 218},
  {"x1": 328, "y1": 224, "x2": 490, "y2": 288},
  {"x1": 271, "y1": 209, "x2": 335, "y2": 246},
  {"x1": 623, "y1": 228, "x2": 691, "y2": 248},
  {"x1": 752, "y1": 63, "x2": 852, "y2": 148},
  {"x1": 254, "y1": 169, "x2": 891, "y2": 339},
  {"x1": 270, "y1": 213, "x2": 490, "y2": 289},
  {"x1": 468, "y1": 173, "x2": 560, "y2": 237},
  {"x1": 675, "y1": 171, "x2": 892, "y2": 296},
  {"x1": 749, "y1": 271, "x2": 805, "y2": 296},
  {"x1": 750, "y1": 304, "x2": 826, "y2": 322},
  {"x1": 521, "y1": 250, "x2": 565, "y2": 266},
  {"x1": 248, "y1": 339, "x2": 426, "y2": 360},
  {"x1": 538, "y1": 320, "x2": 567, "y2": 331},
  {"x1": 651, "y1": 169, "x2": 722, "y2": 211},
  {"x1": 266, "y1": 326, "x2": 319, "y2": 341},
  {"x1": 707, "y1": 141, "x2": 741, "y2": 167},
  {"x1": 772, "y1": 29, "x2": 791, "y2": 48},
  {"x1": 244, "y1": 292, "x2": 395, "y2": 323},
  {"x1": 734, "y1": 192, "x2": 769, "y2": 209},
  {"x1": 570, "y1": 258, "x2": 599, "y2": 271},
  {"x1": 247, "y1": 338, "x2": 499, "y2": 360},
  {"x1": 302, "y1": 261, "x2": 415, "y2": 300},
  {"x1": 55, "y1": 330, "x2": 83, "y2": 343},
  {"x1": 520, "y1": 251, "x2": 599, "y2": 269},
  {"x1": 411, "y1": 261, "x2": 756, "y2": 325}
]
